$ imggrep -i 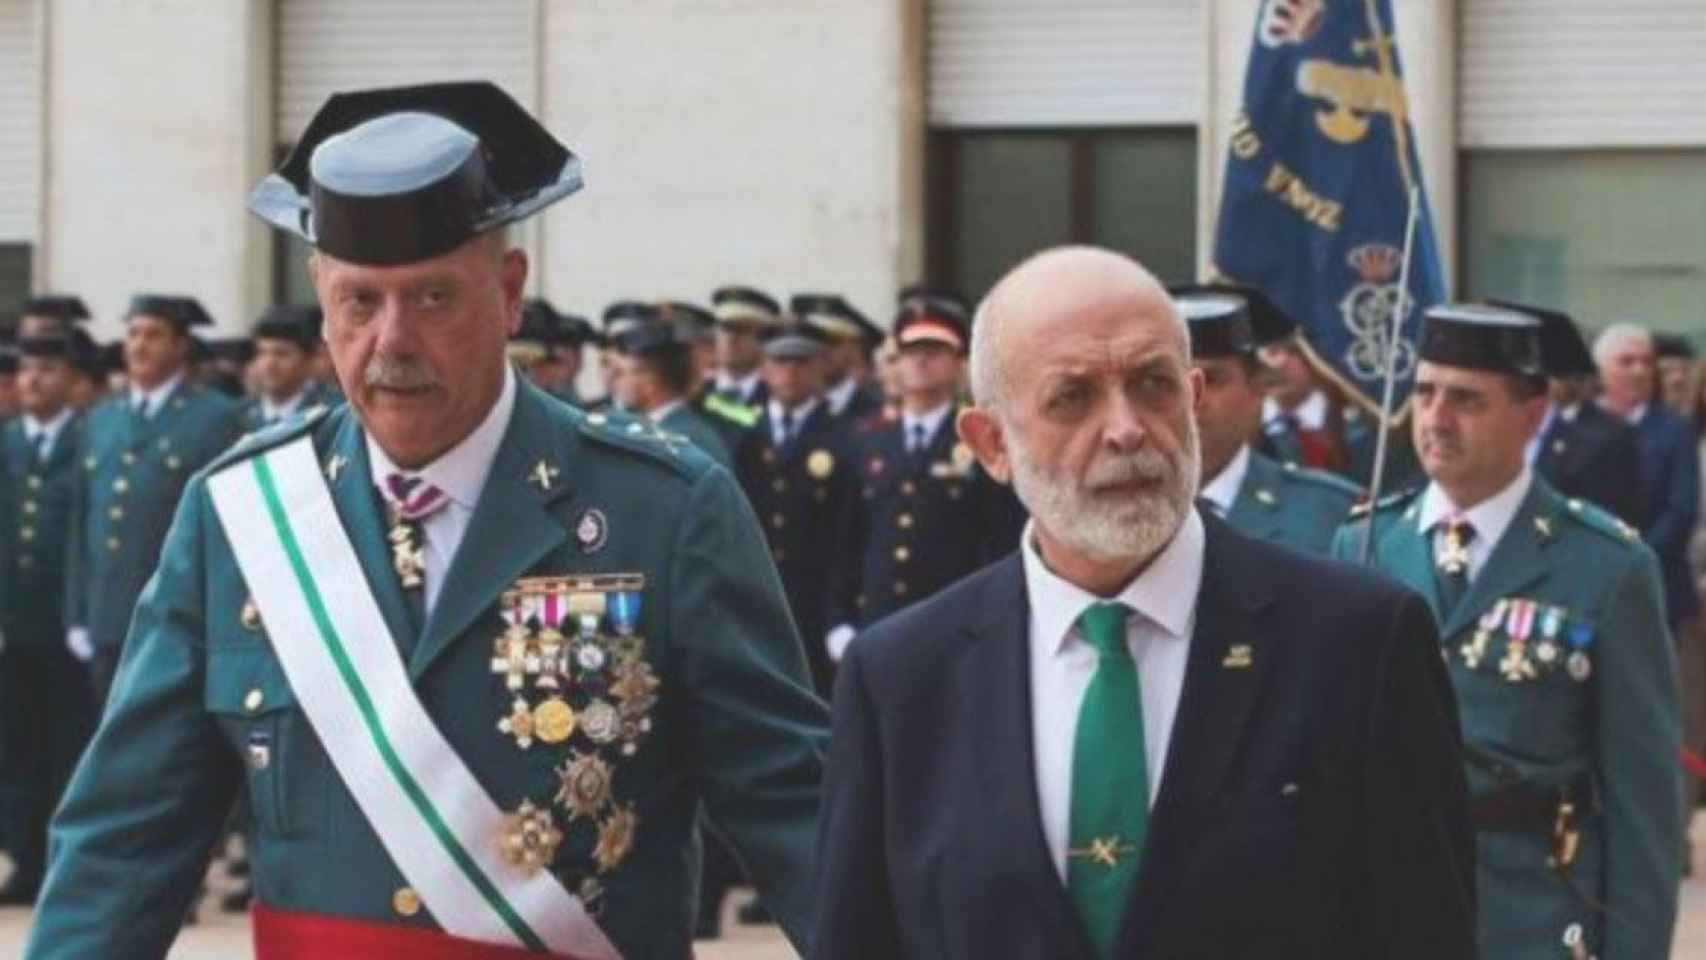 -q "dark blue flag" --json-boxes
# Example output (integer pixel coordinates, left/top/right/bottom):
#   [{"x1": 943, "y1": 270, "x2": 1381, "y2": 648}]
[{"x1": 1212, "y1": 0, "x2": 1444, "y2": 419}]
